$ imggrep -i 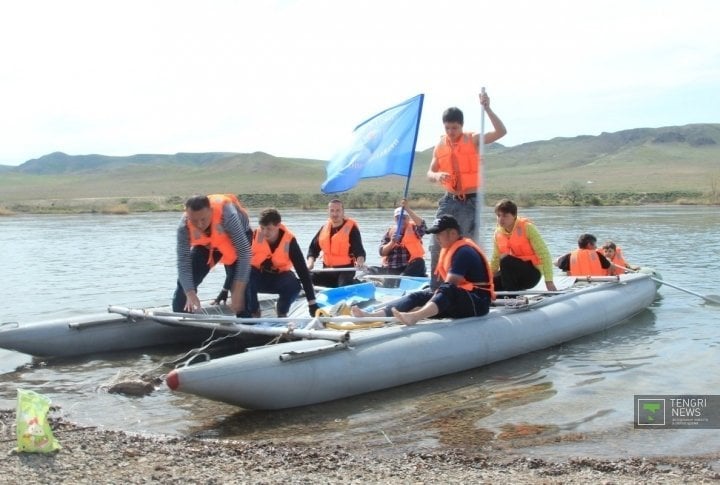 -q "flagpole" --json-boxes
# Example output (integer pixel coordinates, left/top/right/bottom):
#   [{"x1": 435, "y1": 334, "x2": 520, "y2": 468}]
[
  {"x1": 396, "y1": 94, "x2": 424, "y2": 233},
  {"x1": 474, "y1": 87, "x2": 486, "y2": 249}
]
